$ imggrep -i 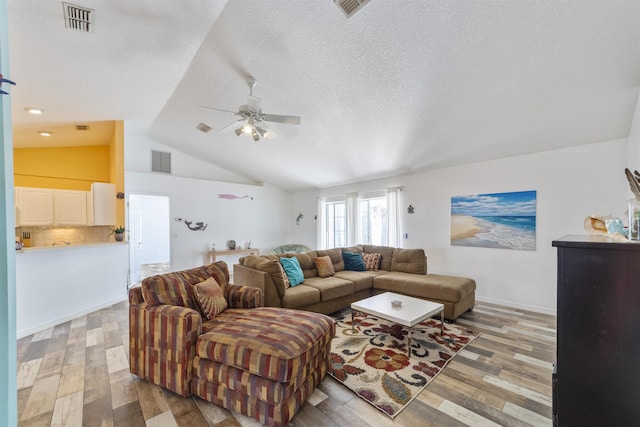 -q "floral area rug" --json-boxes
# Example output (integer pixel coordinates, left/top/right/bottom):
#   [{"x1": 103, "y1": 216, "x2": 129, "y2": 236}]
[{"x1": 328, "y1": 308, "x2": 477, "y2": 418}]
